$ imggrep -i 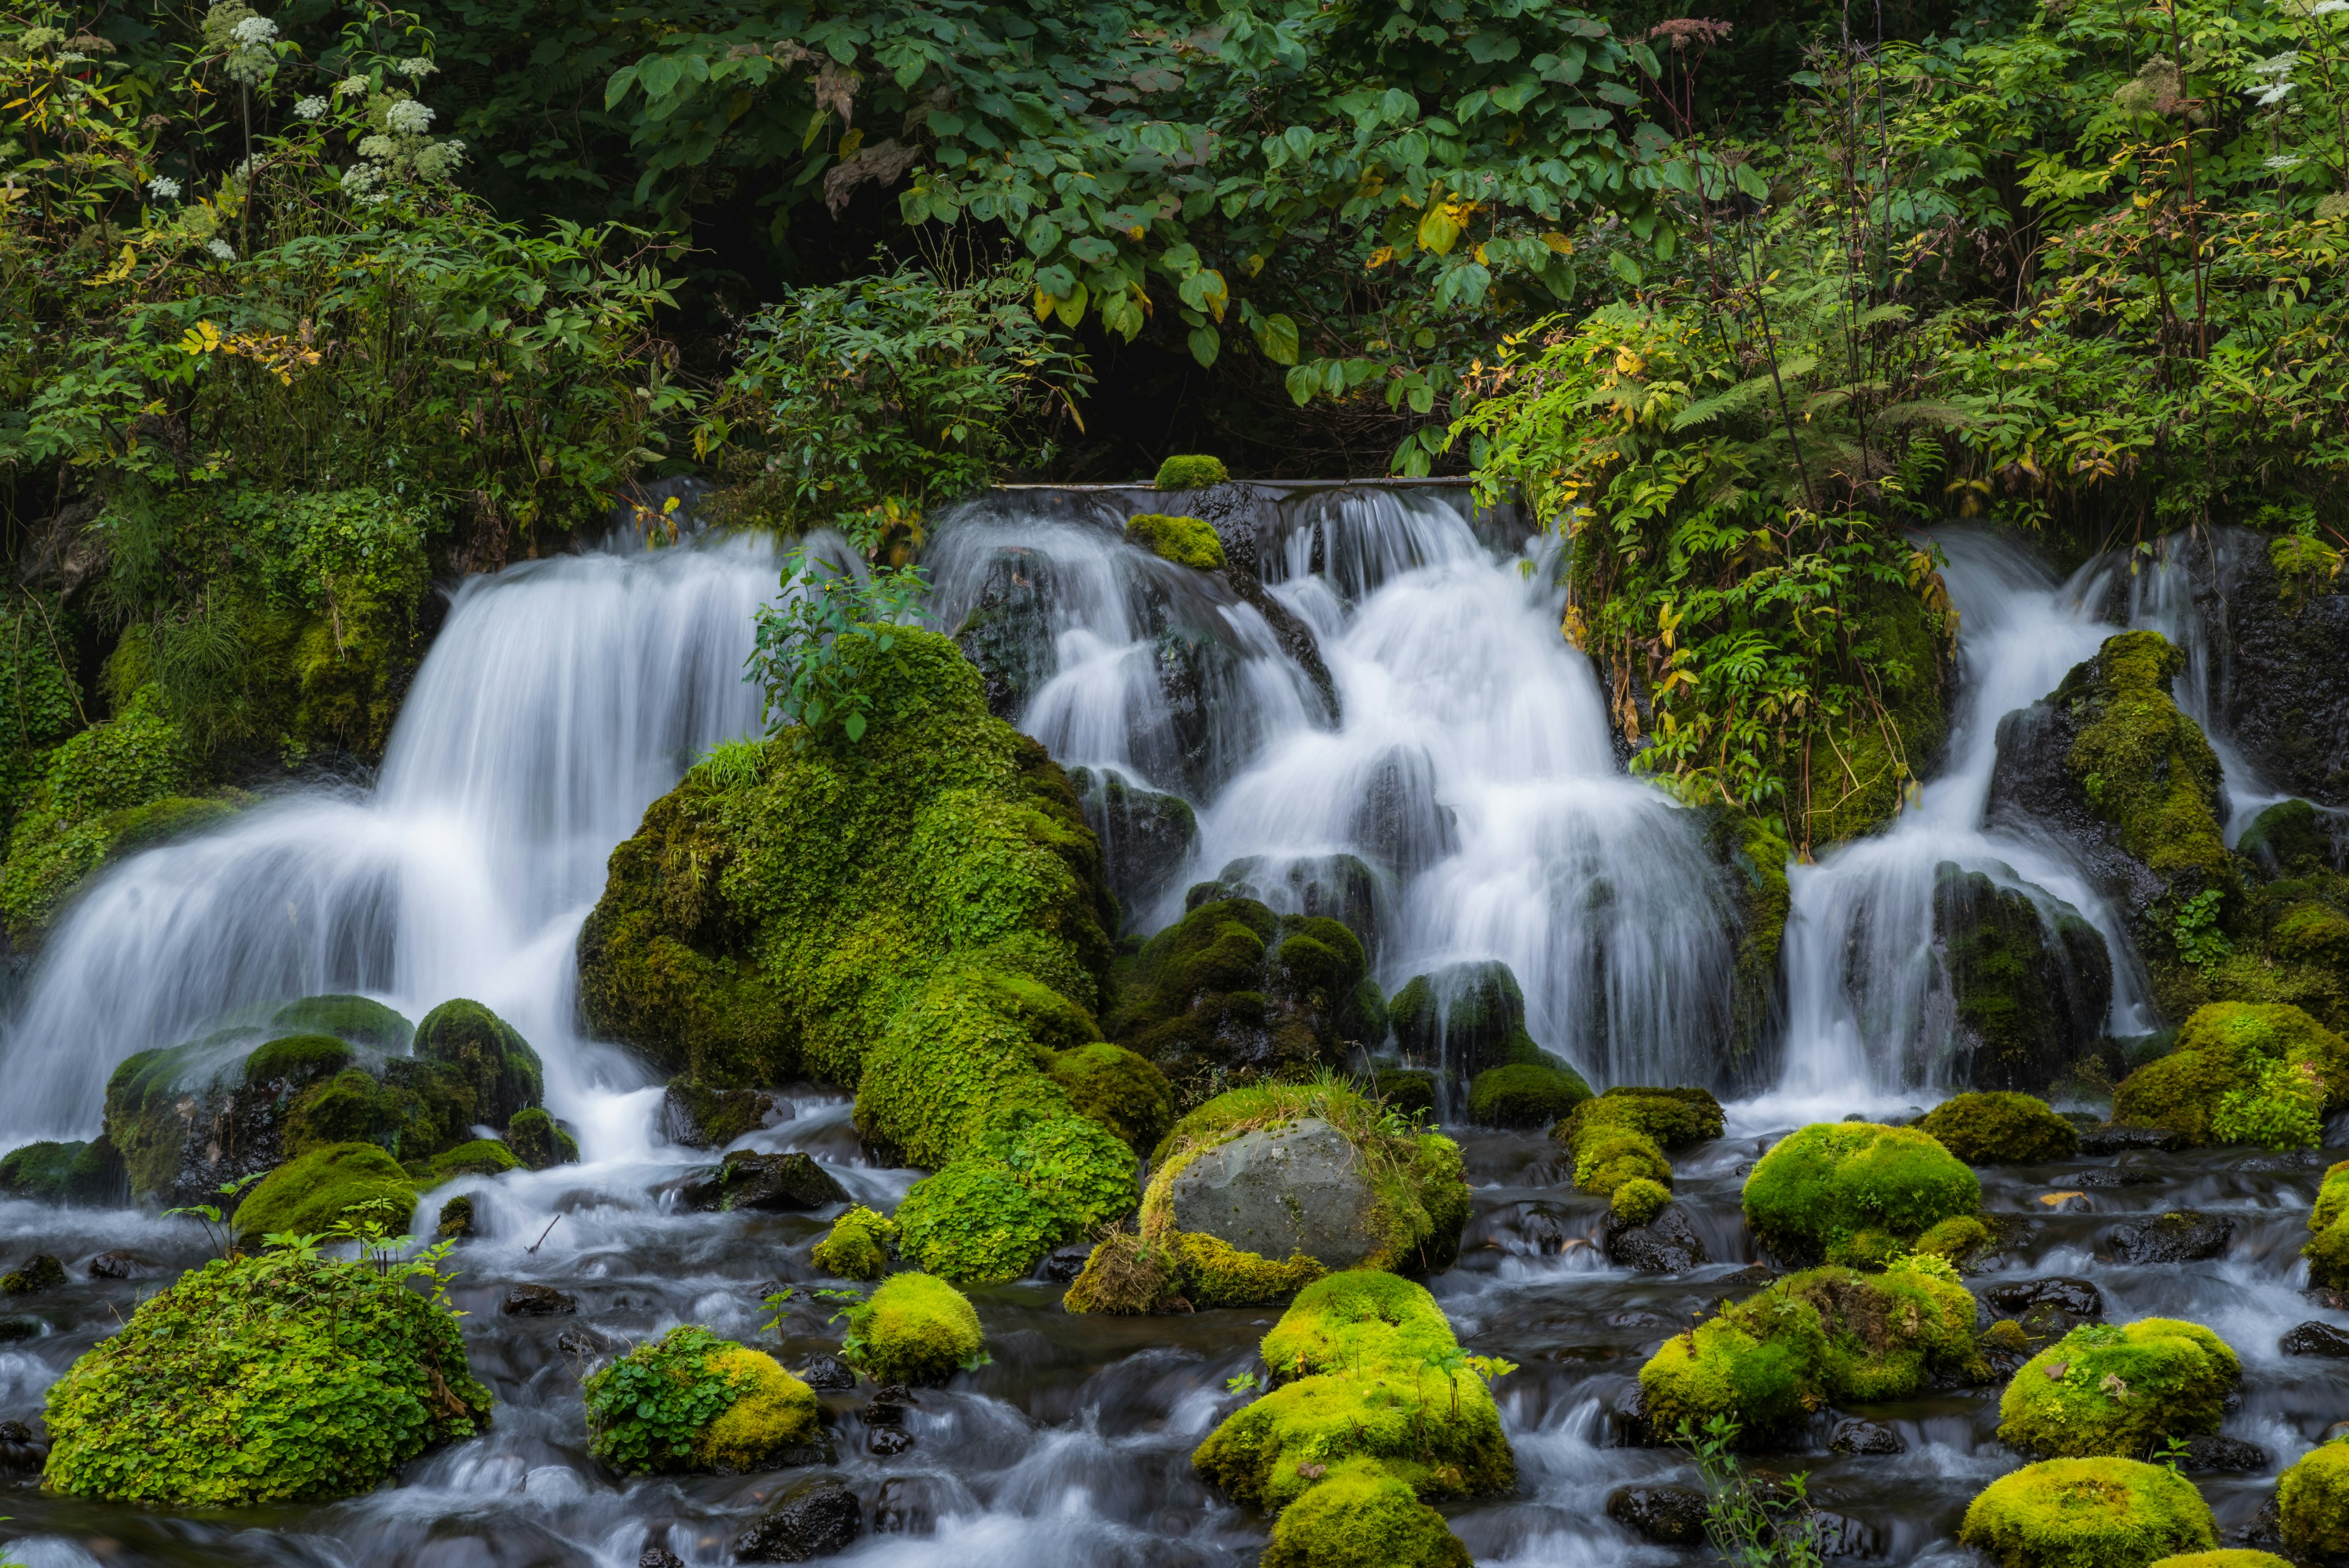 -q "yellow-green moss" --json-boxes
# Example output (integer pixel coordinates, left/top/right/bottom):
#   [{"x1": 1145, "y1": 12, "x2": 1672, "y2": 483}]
[
  {"x1": 2280, "y1": 1440, "x2": 2349, "y2": 1560},
  {"x1": 583, "y1": 1325, "x2": 820, "y2": 1474},
  {"x1": 1260, "y1": 1457, "x2": 1471, "y2": 1568},
  {"x1": 2113, "y1": 1001, "x2": 2349, "y2": 1147},
  {"x1": 845, "y1": 1271, "x2": 984, "y2": 1386},
  {"x1": 2066, "y1": 631, "x2": 2230, "y2": 886},
  {"x1": 2147, "y1": 1552, "x2": 2294, "y2": 1568},
  {"x1": 1998, "y1": 1318, "x2": 2240, "y2": 1458},
  {"x1": 409, "y1": 1139, "x2": 522, "y2": 1186},
  {"x1": 693, "y1": 1346, "x2": 825, "y2": 1472},
  {"x1": 1960, "y1": 1458, "x2": 2217, "y2": 1568},
  {"x1": 234, "y1": 1142, "x2": 418, "y2": 1246},
  {"x1": 1914, "y1": 1214, "x2": 1995, "y2": 1266},
  {"x1": 1549, "y1": 1087, "x2": 1723, "y2": 1207},
  {"x1": 1918, "y1": 1093, "x2": 2081, "y2": 1164},
  {"x1": 1741, "y1": 1122, "x2": 1981, "y2": 1264},
  {"x1": 811, "y1": 1205, "x2": 897, "y2": 1280},
  {"x1": 1176, "y1": 1232, "x2": 1327, "y2": 1308},
  {"x1": 1125, "y1": 513, "x2": 1226, "y2": 571},
  {"x1": 1612, "y1": 1176, "x2": 1672, "y2": 1225},
  {"x1": 1152, "y1": 454, "x2": 1230, "y2": 490},
  {"x1": 2307, "y1": 1160, "x2": 2349, "y2": 1290}
]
